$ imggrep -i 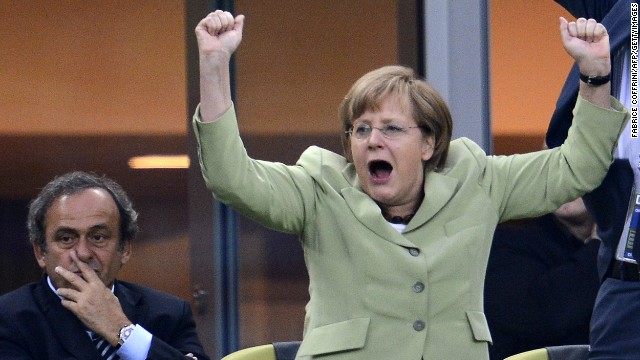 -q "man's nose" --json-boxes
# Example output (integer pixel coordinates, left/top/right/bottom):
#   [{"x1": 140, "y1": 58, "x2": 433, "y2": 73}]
[{"x1": 74, "y1": 237, "x2": 93, "y2": 260}]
